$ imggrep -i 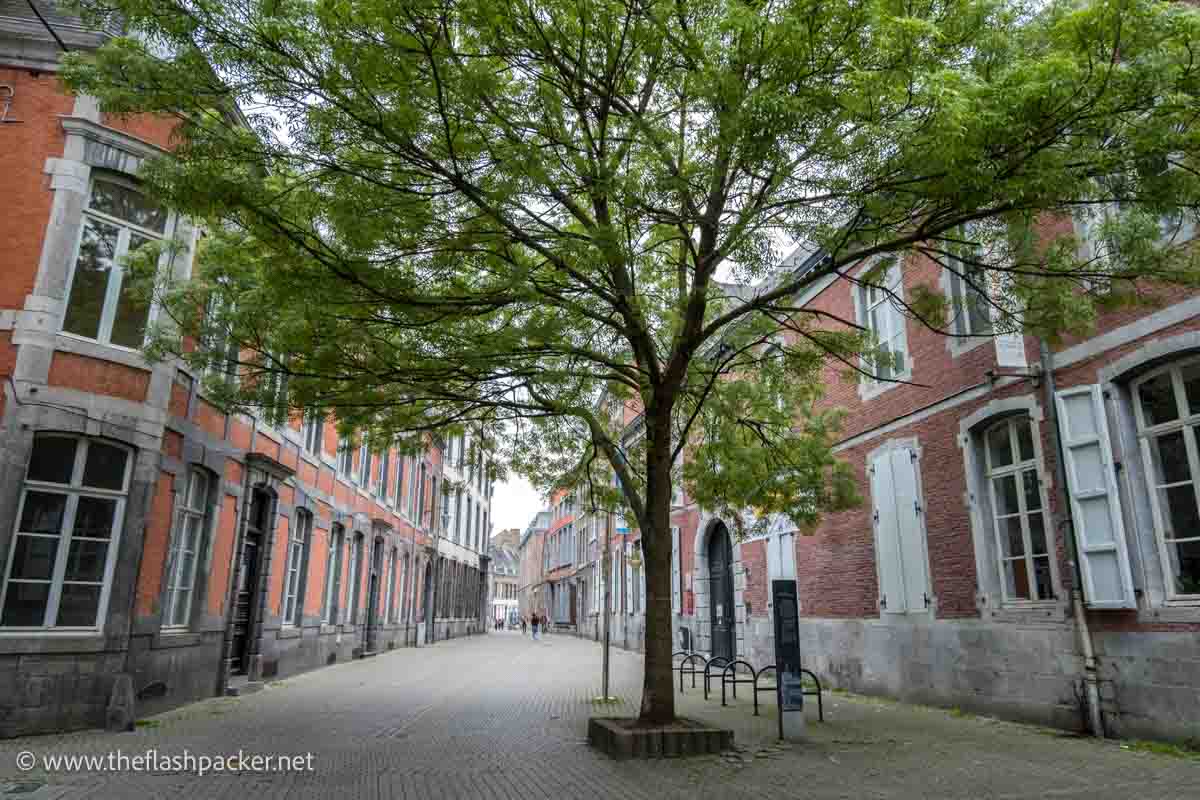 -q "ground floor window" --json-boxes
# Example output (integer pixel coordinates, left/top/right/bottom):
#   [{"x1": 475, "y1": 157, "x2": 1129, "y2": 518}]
[
  {"x1": 1, "y1": 434, "x2": 132, "y2": 629},
  {"x1": 1133, "y1": 360, "x2": 1200, "y2": 599},
  {"x1": 164, "y1": 468, "x2": 211, "y2": 628},
  {"x1": 984, "y1": 417, "x2": 1055, "y2": 602}
]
